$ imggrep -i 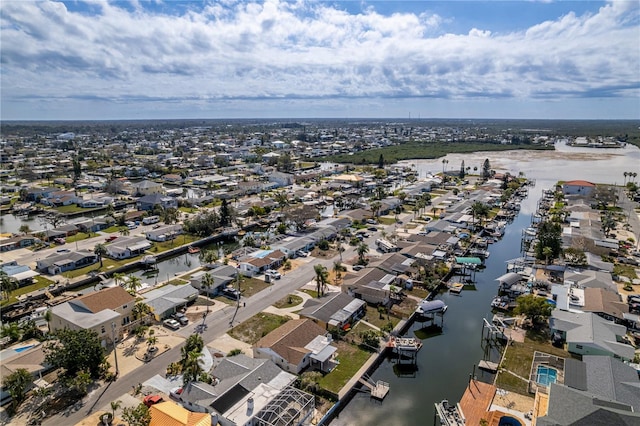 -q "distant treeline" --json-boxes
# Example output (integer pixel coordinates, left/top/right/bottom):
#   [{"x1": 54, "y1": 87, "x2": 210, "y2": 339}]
[{"x1": 320, "y1": 141, "x2": 555, "y2": 165}]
